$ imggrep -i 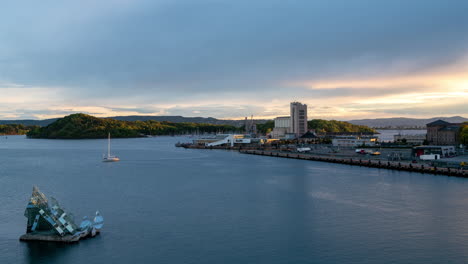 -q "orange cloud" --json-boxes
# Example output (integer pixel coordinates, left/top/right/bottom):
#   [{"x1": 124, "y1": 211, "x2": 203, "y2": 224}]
[{"x1": 293, "y1": 71, "x2": 468, "y2": 91}]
